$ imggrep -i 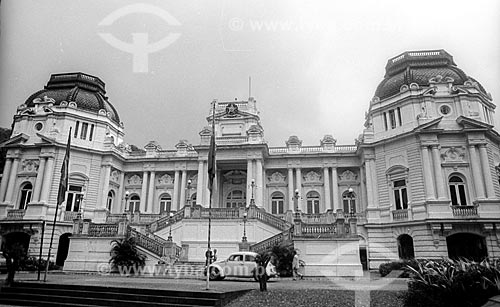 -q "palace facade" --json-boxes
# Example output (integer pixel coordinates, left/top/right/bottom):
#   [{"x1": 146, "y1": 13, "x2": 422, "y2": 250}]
[{"x1": 1, "y1": 49, "x2": 499, "y2": 272}]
